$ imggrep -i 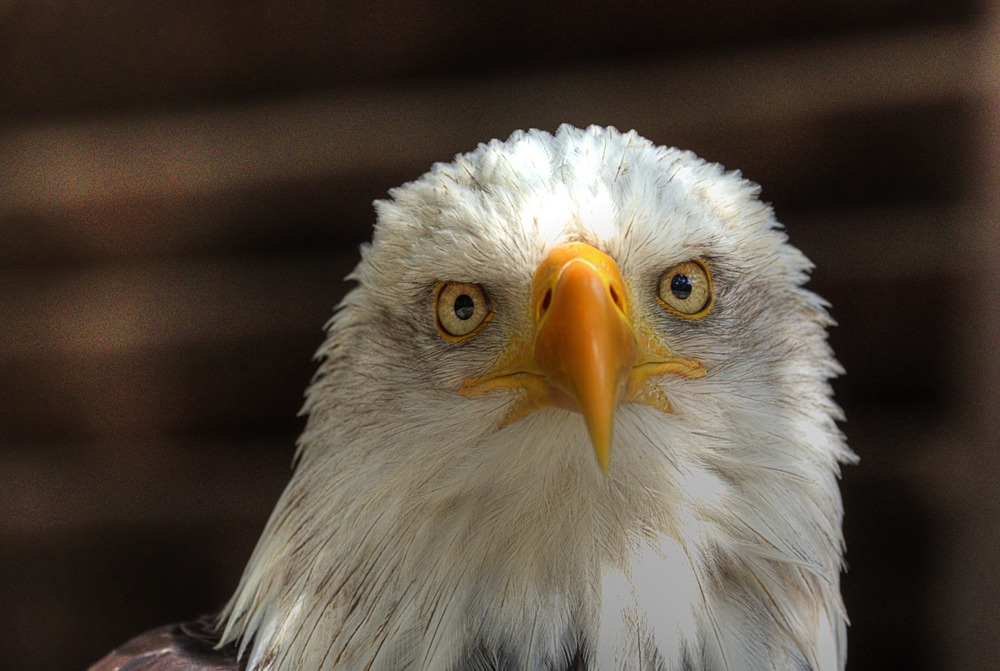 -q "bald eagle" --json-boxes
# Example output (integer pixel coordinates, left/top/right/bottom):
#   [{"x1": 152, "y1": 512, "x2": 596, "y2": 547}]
[{"x1": 91, "y1": 125, "x2": 854, "y2": 671}]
